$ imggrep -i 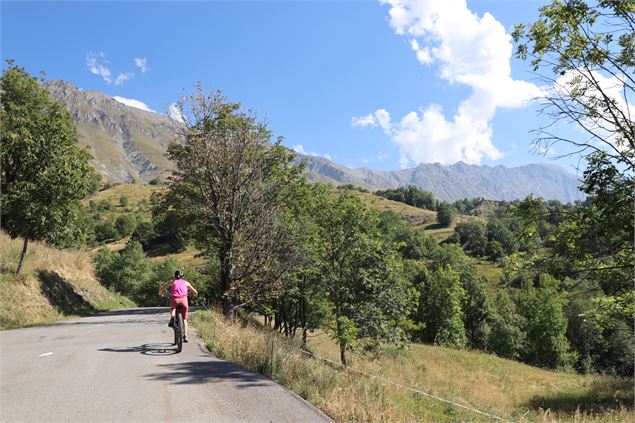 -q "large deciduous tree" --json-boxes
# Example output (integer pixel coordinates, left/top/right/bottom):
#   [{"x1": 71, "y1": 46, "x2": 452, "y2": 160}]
[
  {"x1": 1, "y1": 63, "x2": 94, "y2": 276},
  {"x1": 164, "y1": 87, "x2": 303, "y2": 317}
]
